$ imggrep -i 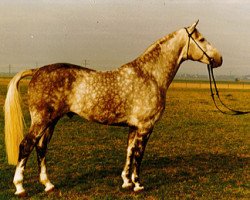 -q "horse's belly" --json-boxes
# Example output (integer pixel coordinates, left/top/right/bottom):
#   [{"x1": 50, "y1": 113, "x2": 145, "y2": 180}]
[
  {"x1": 73, "y1": 105, "x2": 127, "y2": 125},
  {"x1": 87, "y1": 110, "x2": 127, "y2": 125},
  {"x1": 69, "y1": 93, "x2": 128, "y2": 125}
]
